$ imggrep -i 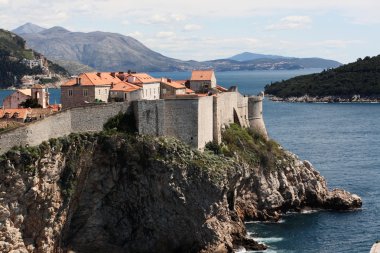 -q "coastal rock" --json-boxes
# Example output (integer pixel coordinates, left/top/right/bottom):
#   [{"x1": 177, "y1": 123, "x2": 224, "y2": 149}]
[{"x1": 0, "y1": 133, "x2": 361, "y2": 252}]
